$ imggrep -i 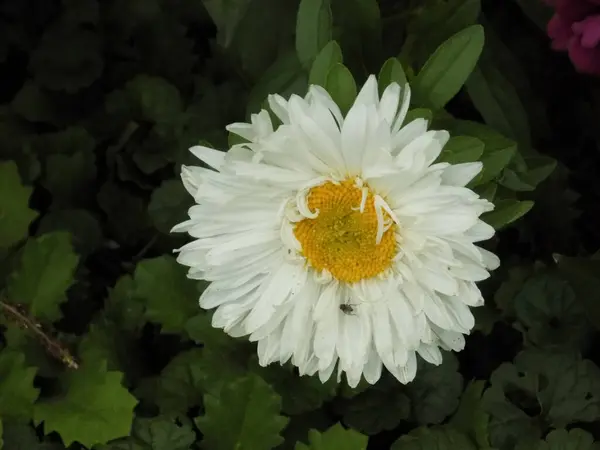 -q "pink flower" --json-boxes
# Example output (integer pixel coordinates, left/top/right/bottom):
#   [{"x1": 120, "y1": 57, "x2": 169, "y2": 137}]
[{"x1": 546, "y1": 0, "x2": 600, "y2": 75}]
